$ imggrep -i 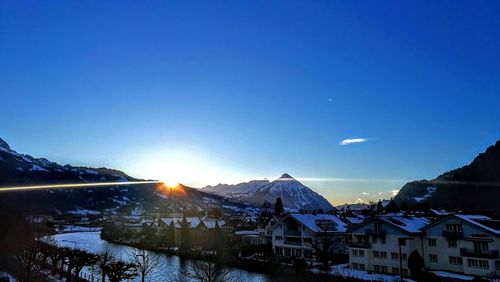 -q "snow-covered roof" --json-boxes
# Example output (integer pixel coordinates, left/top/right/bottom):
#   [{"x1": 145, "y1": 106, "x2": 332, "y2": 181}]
[
  {"x1": 289, "y1": 214, "x2": 348, "y2": 233},
  {"x1": 377, "y1": 214, "x2": 431, "y2": 233},
  {"x1": 344, "y1": 216, "x2": 365, "y2": 225},
  {"x1": 203, "y1": 219, "x2": 225, "y2": 229},
  {"x1": 430, "y1": 209, "x2": 450, "y2": 216},
  {"x1": 235, "y1": 230, "x2": 260, "y2": 236},
  {"x1": 455, "y1": 214, "x2": 500, "y2": 235}
]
